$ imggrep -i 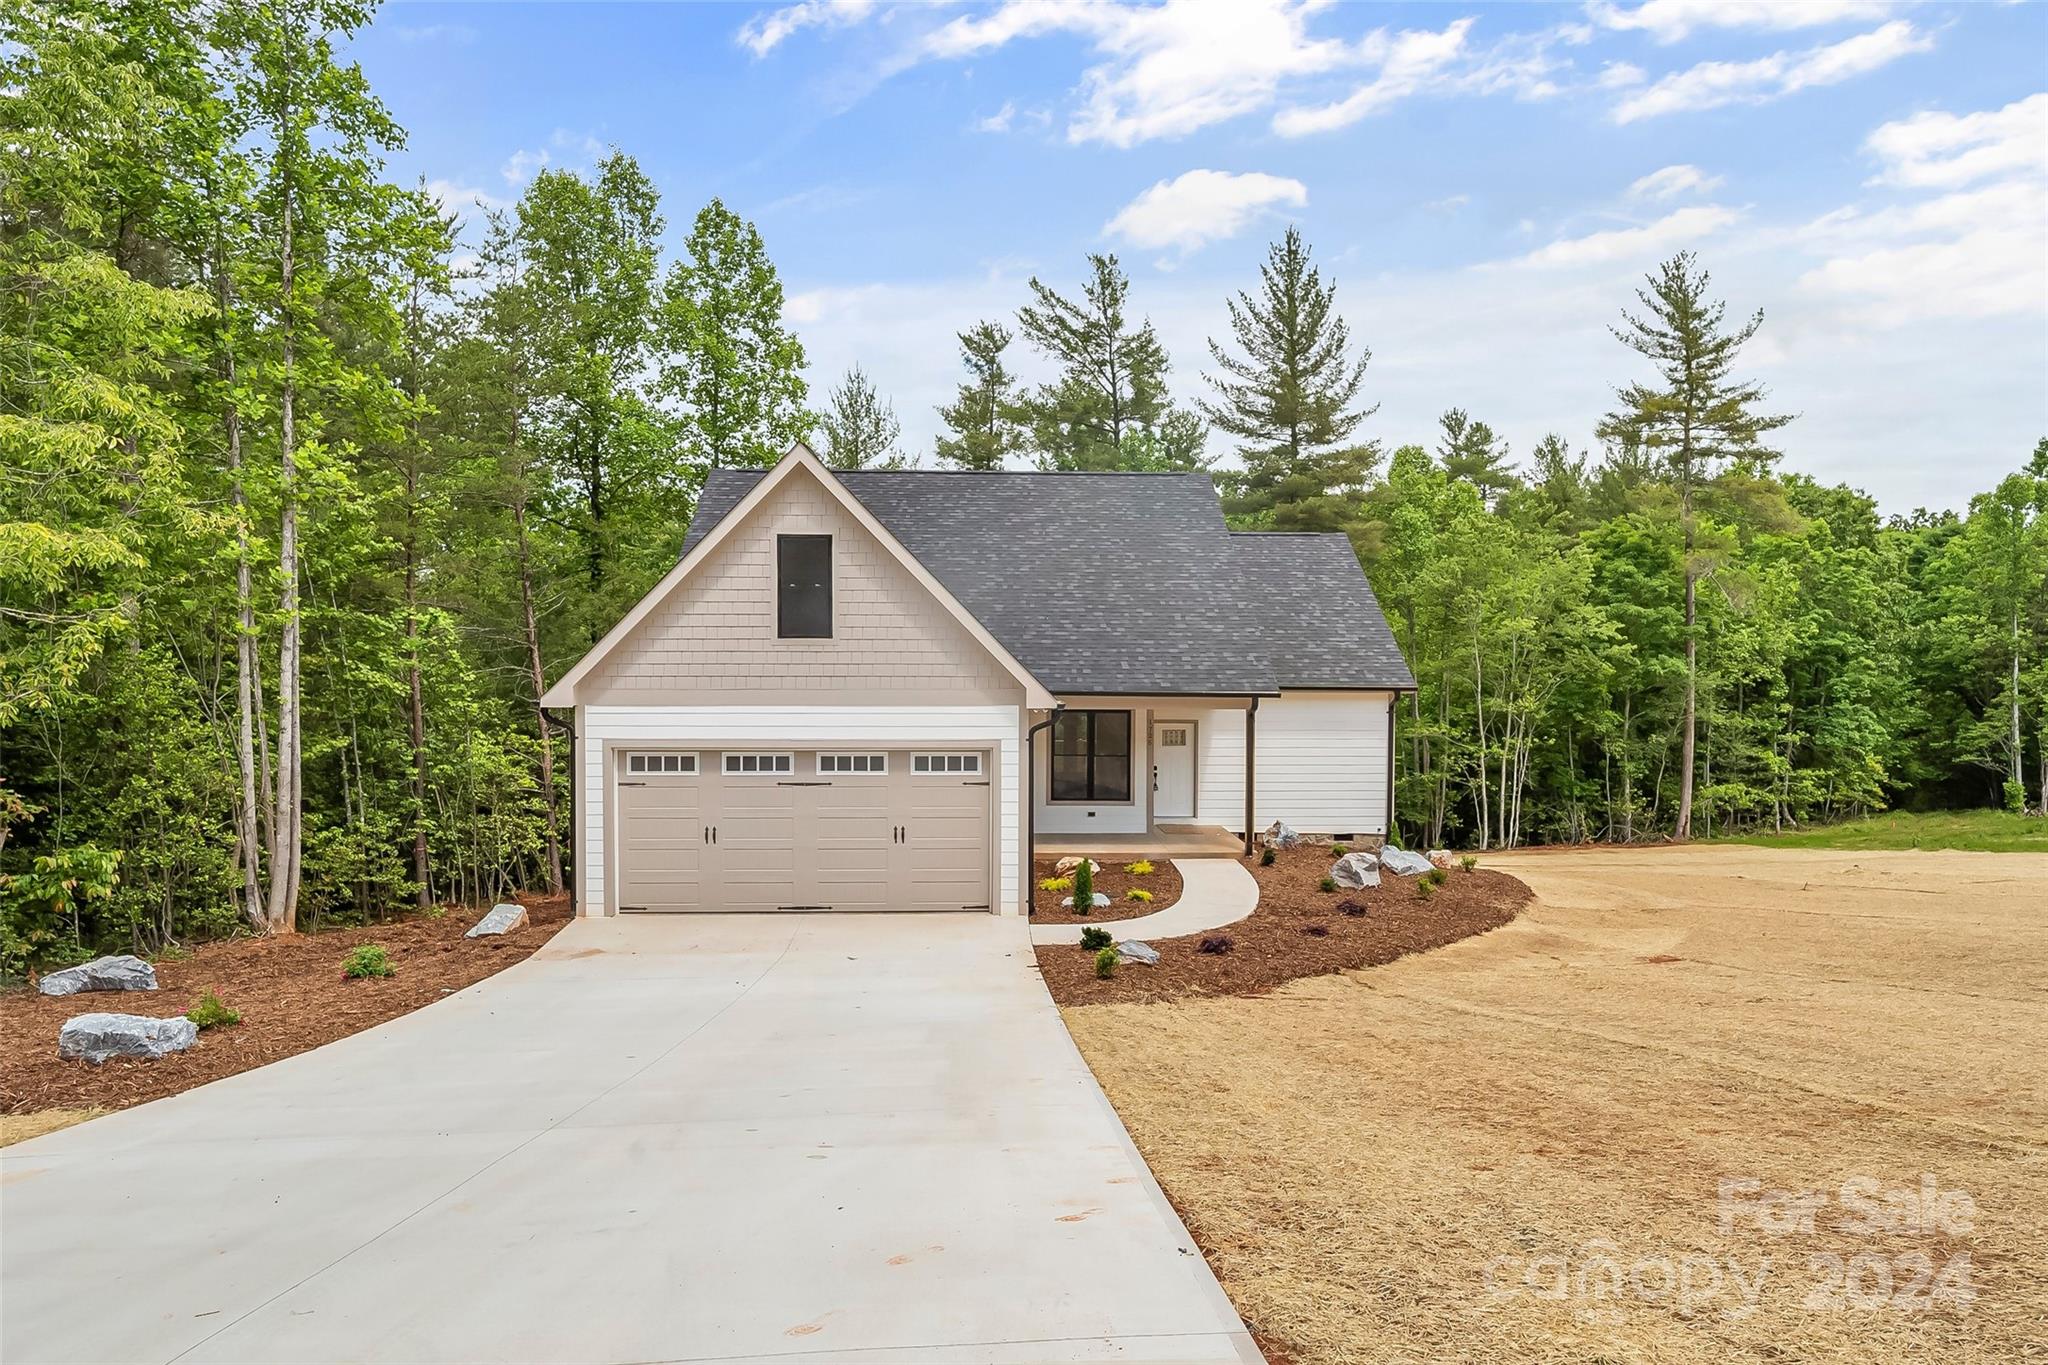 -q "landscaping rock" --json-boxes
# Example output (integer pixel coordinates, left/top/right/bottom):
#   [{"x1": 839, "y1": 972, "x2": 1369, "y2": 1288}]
[
  {"x1": 1062, "y1": 893, "x2": 1113, "y2": 909},
  {"x1": 1116, "y1": 940, "x2": 1161, "y2": 966},
  {"x1": 58, "y1": 1013, "x2": 197, "y2": 1064},
  {"x1": 1331, "y1": 851, "x2": 1382, "y2": 889},
  {"x1": 1381, "y1": 846, "x2": 1433, "y2": 876},
  {"x1": 1427, "y1": 849, "x2": 1458, "y2": 869},
  {"x1": 465, "y1": 902, "x2": 528, "y2": 938},
  {"x1": 1261, "y1": 820, "x2": 1302, "y2": 849},
  {"x1": 36, "y1": 955, "x2": 158, "y2": 997},
  {"x1": 1052, "y1": 856, "x2": 1102, "y2": 876}
]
